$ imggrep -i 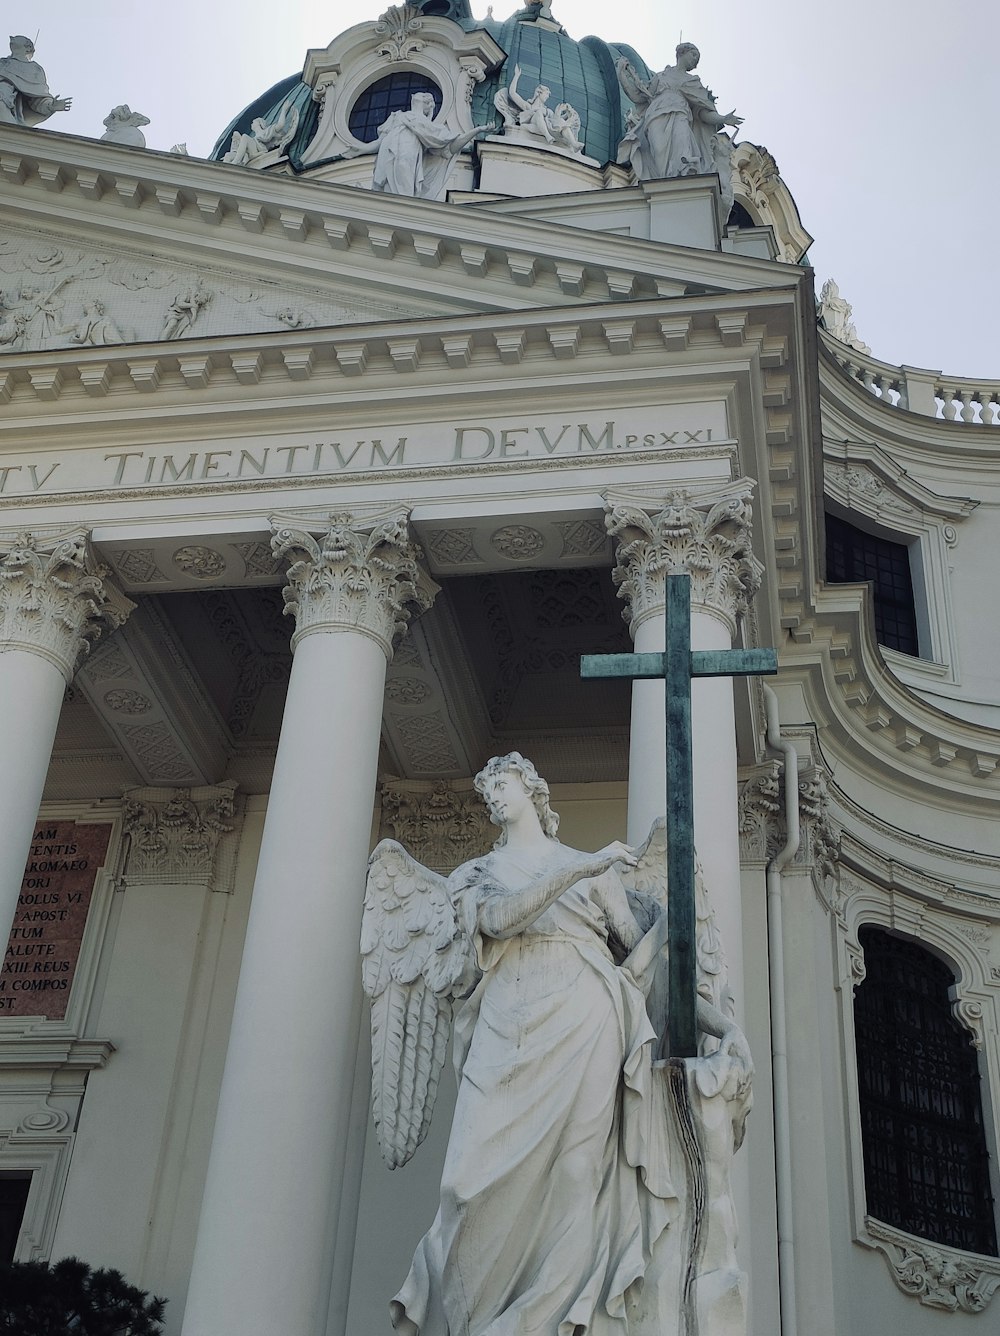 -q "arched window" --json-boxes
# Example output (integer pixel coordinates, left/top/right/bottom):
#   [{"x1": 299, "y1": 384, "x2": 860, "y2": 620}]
[
  {"x1": 348, "y1": 74, "x2": 443, "y2": 144},
  {"x1": 825, "y1": 512, "x2": 920, "y2": 656},
  {"x1": 854, "y1": 926, "x2": 998, "y2": 1255}
]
